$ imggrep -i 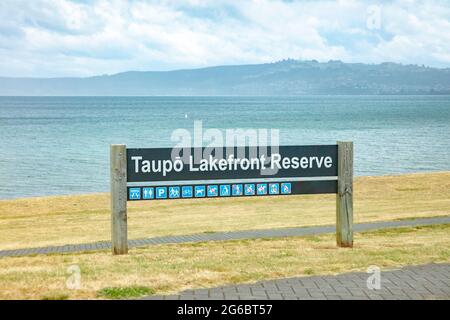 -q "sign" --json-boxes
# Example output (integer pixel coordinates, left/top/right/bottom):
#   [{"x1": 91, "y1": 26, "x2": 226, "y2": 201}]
[
  {"x1": 110, "y1": 142, "x2": 353, "y2": 255},
  {"x1": 126, "y1": 145, "x2": 338, "y2": 201}
]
